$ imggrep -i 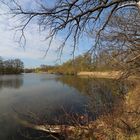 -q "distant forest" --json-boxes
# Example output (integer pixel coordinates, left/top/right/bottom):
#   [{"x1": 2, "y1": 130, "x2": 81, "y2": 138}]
[
  {"x1": 0, "y1": 57, "x2": 24, "y2": 74},
  {"x1": 34, "y1": 51, "x2": 122, "y2": 75}
]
